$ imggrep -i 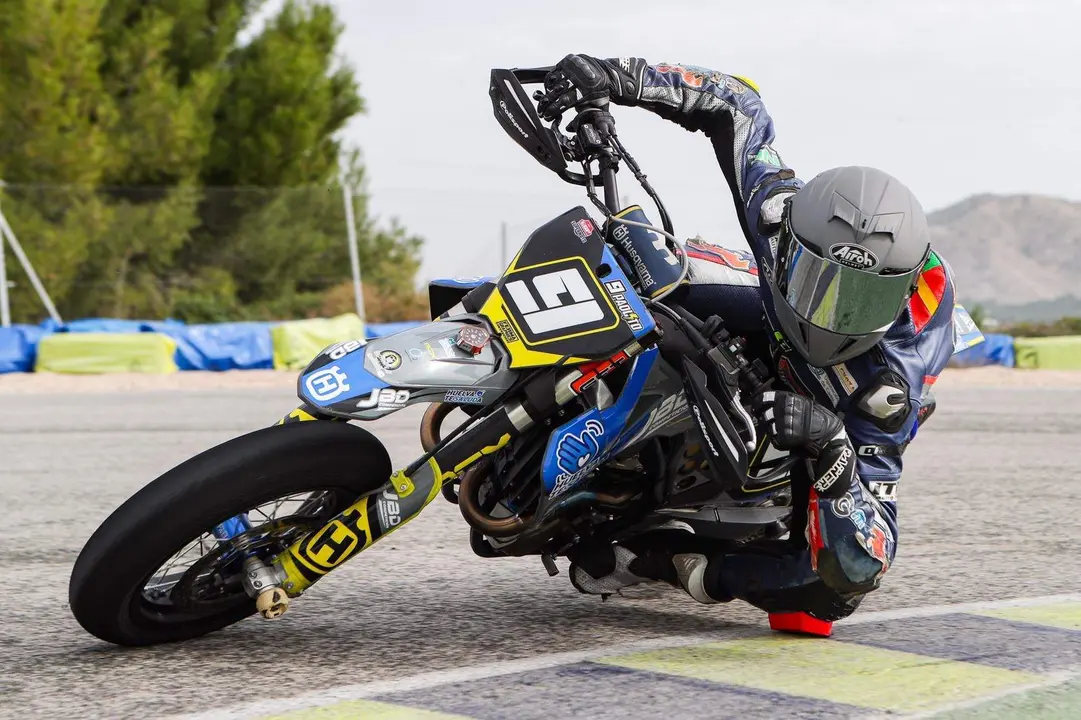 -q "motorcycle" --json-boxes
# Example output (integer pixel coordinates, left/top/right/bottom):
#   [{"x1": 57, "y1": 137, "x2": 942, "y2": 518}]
[{"x1": 69, "y1": 67, "x2": 803, "y2": 646}]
